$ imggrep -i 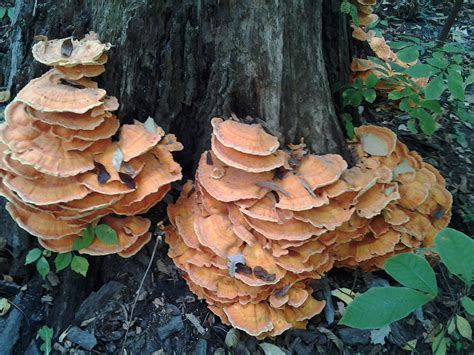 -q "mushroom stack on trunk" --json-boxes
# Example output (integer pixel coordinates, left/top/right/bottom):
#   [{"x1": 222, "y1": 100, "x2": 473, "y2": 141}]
[
  {"x1": 0, "y1": 33, "x2": 182, "y2": 257},
  {"x1": 165, "y1": 117, "x2": 451, "y2": 338},
  {"x1": 327, "y1": 125, "x2": 452, "y2": 270}
]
